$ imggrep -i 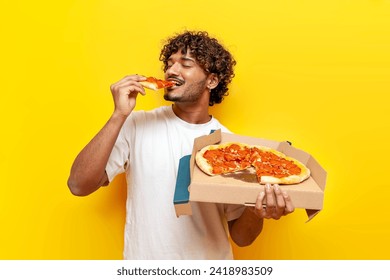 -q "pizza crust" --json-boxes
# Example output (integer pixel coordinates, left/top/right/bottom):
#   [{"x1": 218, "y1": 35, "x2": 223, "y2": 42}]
[
  {"x1": 139, "y1": 81, "x2": 158, "y2": 91},
  {"x1": 195, "y1": 148, "x2": 215, "y2": 176}
]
